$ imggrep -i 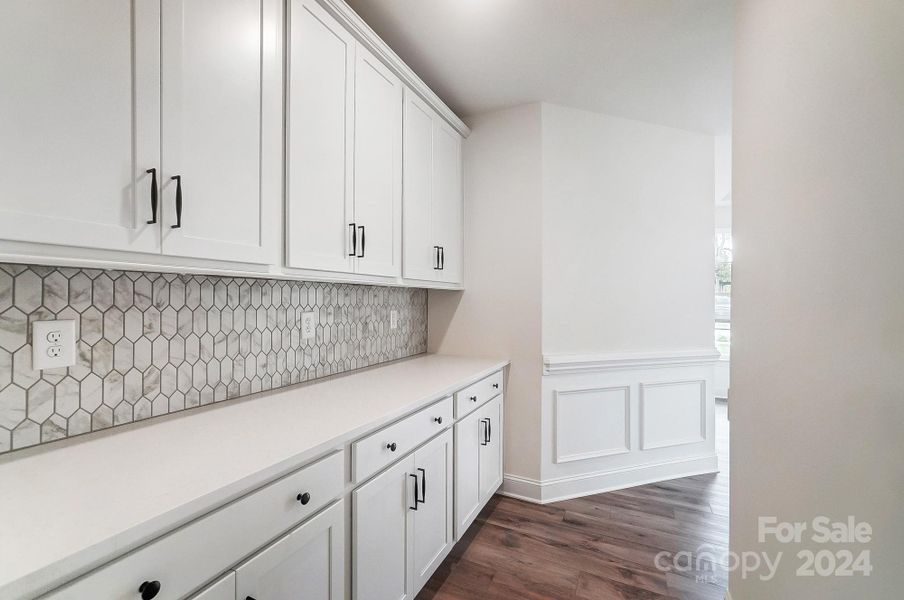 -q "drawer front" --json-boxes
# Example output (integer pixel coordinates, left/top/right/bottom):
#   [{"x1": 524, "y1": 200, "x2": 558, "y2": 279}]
[
  {"x1": 189, "y1": 572, "x2": 235, "y2": 600},
  {"x1": 352, "y1": 396, "x2": 453, "y2": 483},
  {"x1": 43, "y1": 450, "x2": 345, "y2": 600},
  {"x1": 454, "y1": 370, "x2": 503, "y2": 418}
]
